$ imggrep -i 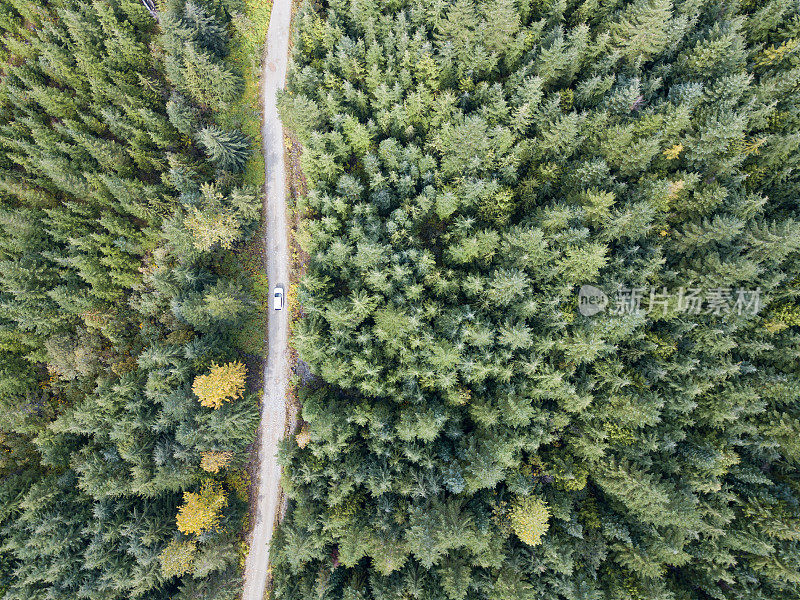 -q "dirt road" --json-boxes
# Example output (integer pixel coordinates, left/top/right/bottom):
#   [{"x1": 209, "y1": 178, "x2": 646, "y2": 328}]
[{"x1": 242, "y1": 1, "x2": 292, "y2": 598}]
